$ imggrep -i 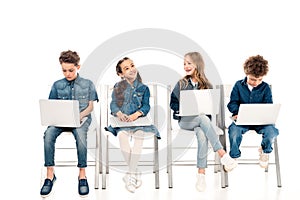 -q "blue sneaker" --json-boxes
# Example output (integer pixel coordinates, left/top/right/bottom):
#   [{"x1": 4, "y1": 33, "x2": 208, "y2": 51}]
[
  {"x1": 40, "y1": 175, "x2": 56, "y2": 197},
  {"x1": 78, "y1": 178, "x2": 89, "y2": 197}
]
